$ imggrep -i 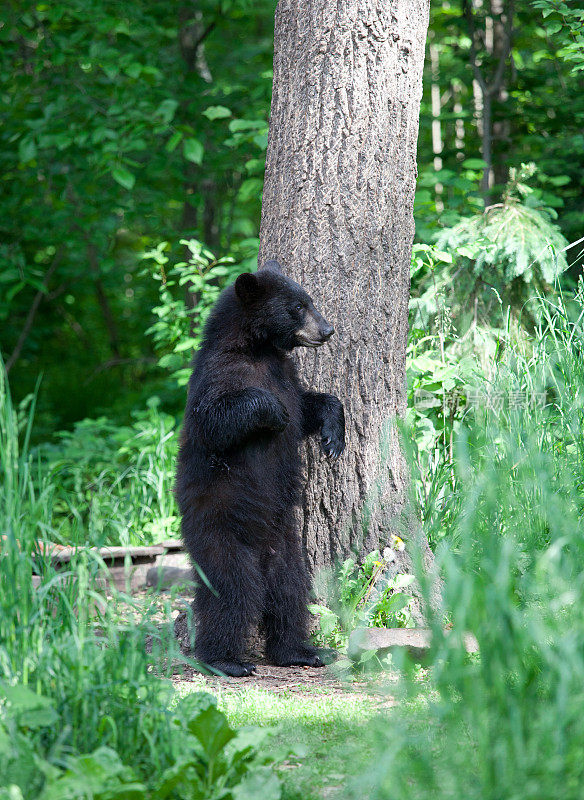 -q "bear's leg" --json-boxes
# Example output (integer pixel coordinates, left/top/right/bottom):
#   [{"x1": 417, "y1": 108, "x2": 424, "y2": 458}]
[
  {"x1": 263, "y1": 533, "x2": 324, "y2": 668},
  {"x1": 191, "y1": 539, "x2": 263, "y2": 677}
]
